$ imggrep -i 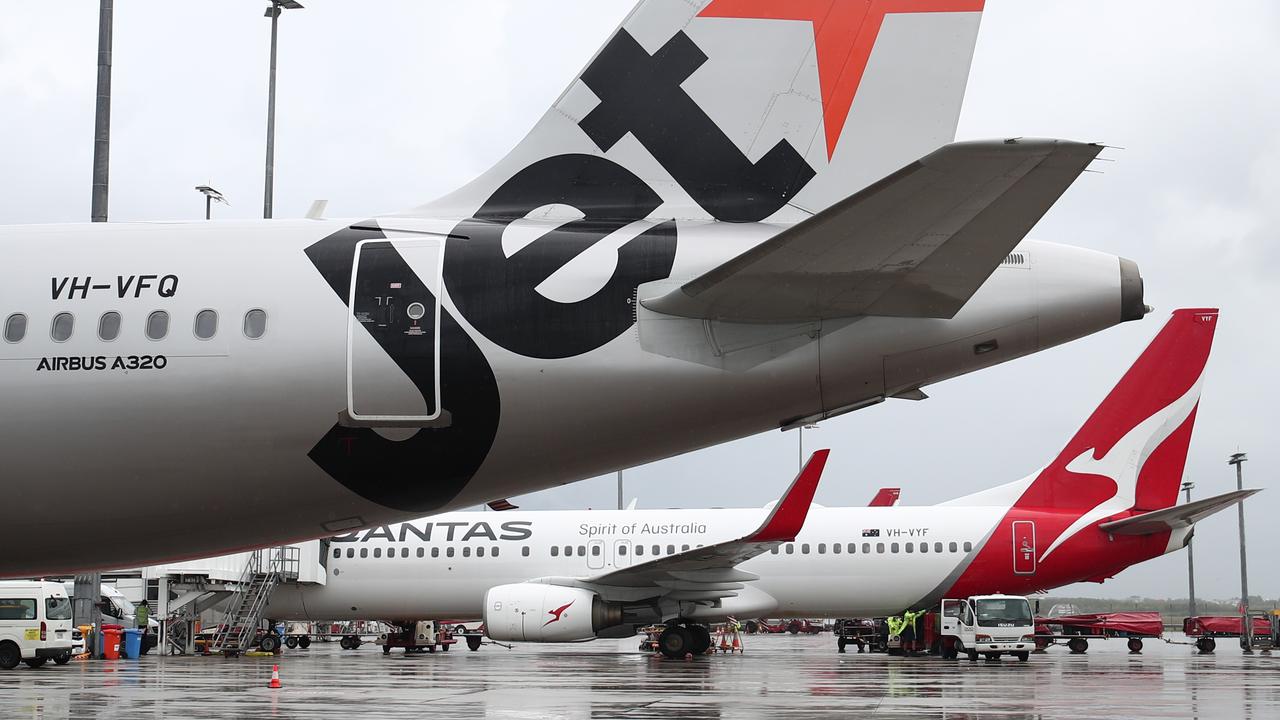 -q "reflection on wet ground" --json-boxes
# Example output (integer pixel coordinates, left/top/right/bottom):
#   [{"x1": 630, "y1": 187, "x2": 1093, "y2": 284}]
[{"x1": 1, "y1": 633, "x2": 1277, "y2": 719}]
